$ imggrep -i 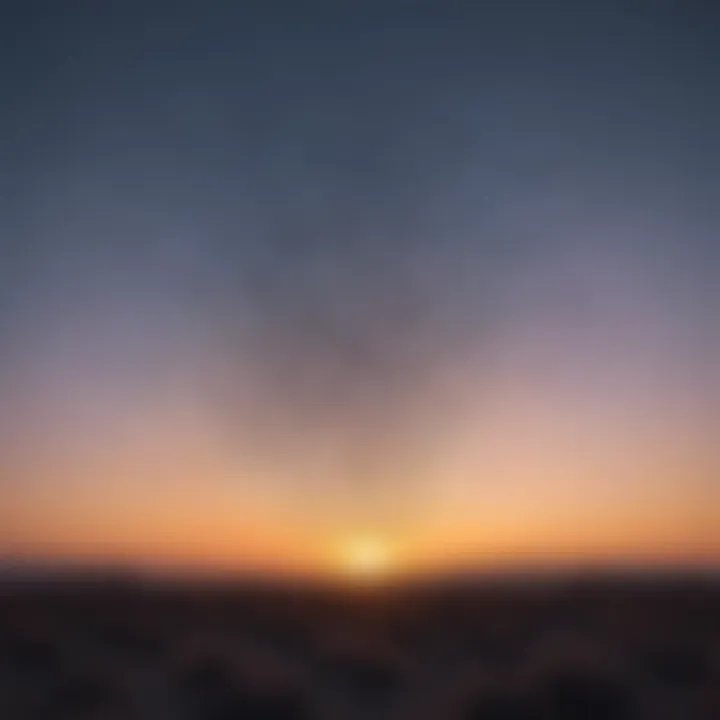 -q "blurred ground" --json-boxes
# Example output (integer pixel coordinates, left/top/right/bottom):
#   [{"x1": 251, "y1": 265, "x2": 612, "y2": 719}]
[{"x1": 0, "y1": 571, "x2": 718, "y2": 719}]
